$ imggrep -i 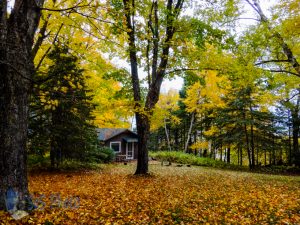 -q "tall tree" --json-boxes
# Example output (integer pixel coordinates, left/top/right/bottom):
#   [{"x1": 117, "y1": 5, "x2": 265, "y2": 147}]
[
  {"x1": 0, "y1": 0, "x2": 45, "y2": 211},
  {"x1": 29, "y1": 45, "x2": 97, "y2": 168},
  {"x1": 106, "y1": 0, "x2": 185, "y2": 174}
]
